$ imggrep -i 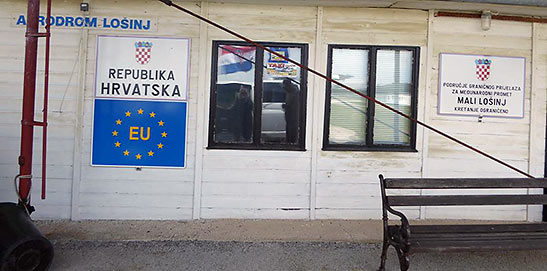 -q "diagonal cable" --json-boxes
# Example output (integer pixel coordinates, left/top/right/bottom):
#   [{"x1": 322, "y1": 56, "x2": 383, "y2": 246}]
[{"x1": 158, "y1": 0, "x2": 534, "y2": 179}]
